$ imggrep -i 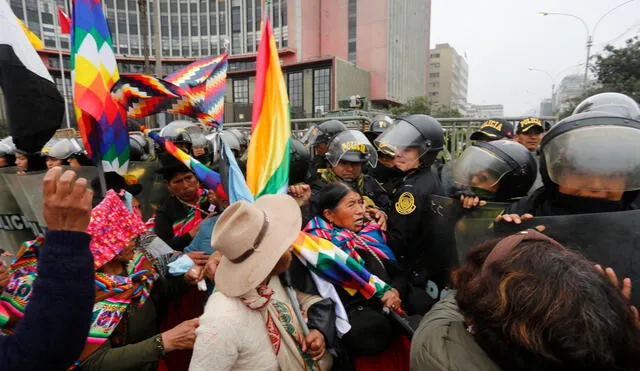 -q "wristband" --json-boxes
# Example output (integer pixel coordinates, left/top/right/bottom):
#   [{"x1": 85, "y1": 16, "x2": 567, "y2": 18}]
[{"x1": 154, "y1": 334, "x2": 167, "y2": 358}]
